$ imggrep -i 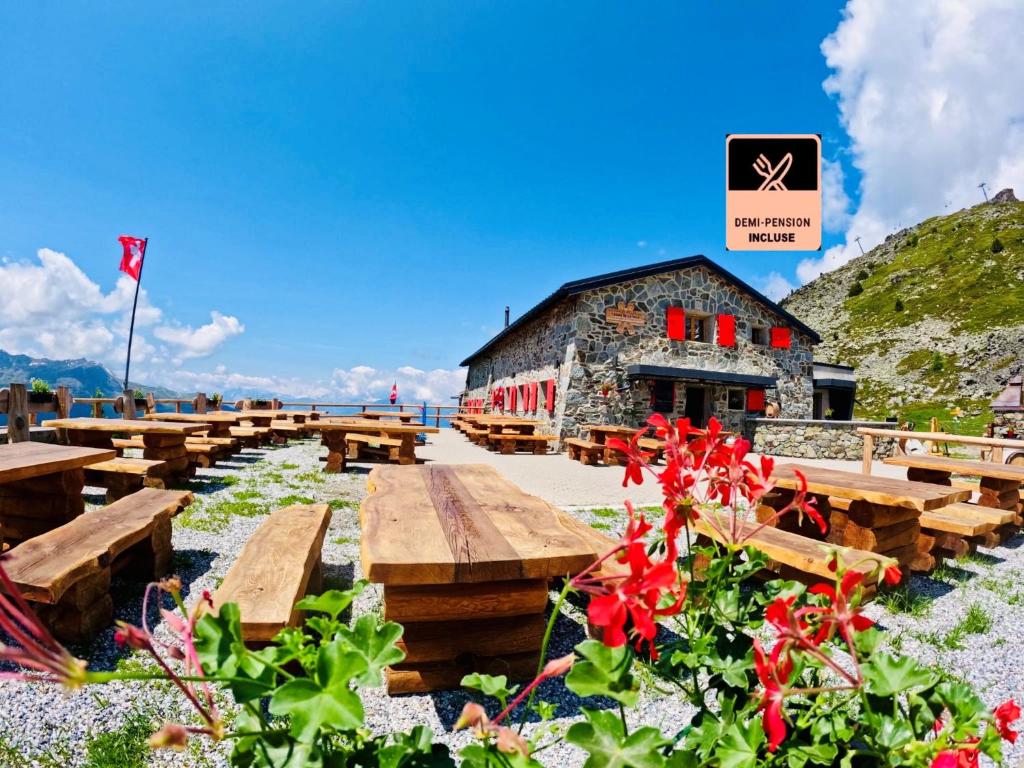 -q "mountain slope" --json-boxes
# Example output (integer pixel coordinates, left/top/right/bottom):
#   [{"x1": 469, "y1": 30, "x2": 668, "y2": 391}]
[
  {"x1": 782, "y1": 193, "x2": 1024, "y2": 428},
  {"x1": 0, "y1": 350, "x2": 181, "y2": 398}
]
